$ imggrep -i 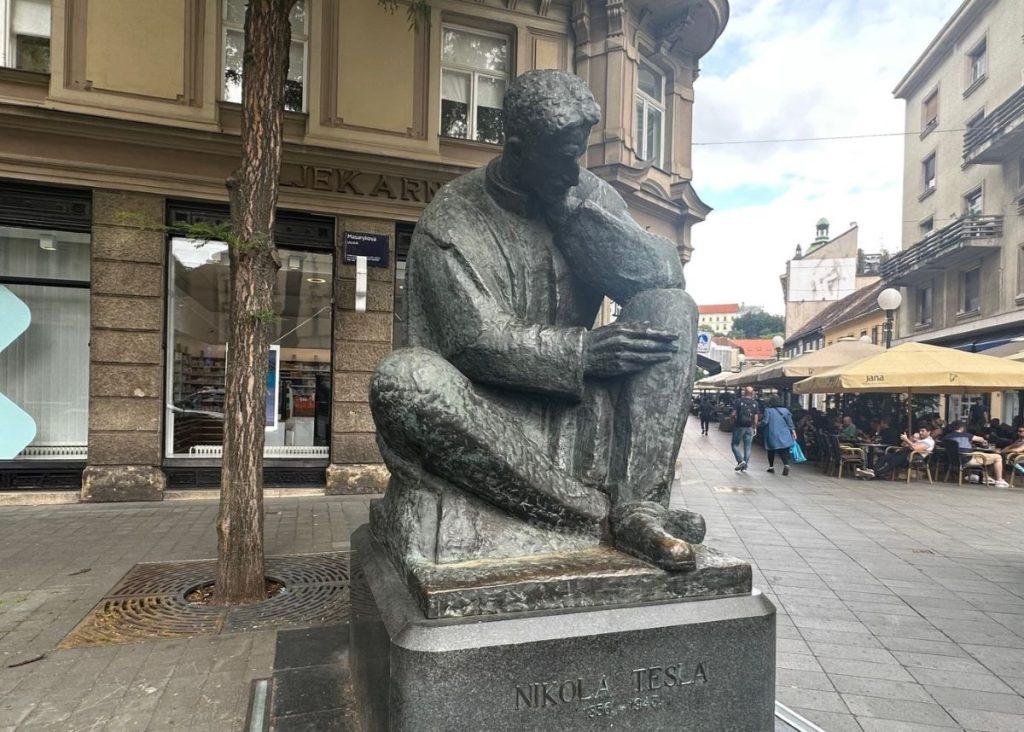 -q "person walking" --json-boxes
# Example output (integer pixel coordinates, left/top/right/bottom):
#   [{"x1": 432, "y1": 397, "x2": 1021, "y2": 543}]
[
  {"x1": 698, "y1": 395, "x2": 715, "y2": 436},
  {"x1": 730, "y1": 386, "x2": 760, "y2": 472},
  {"x1": 762, "y1": 396, "x2": 797, "y2": 476}
]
